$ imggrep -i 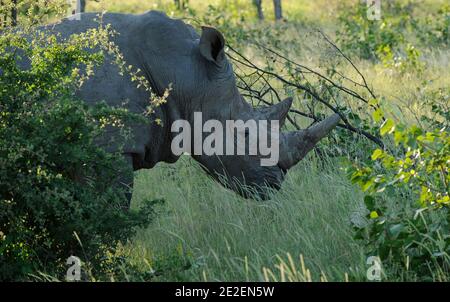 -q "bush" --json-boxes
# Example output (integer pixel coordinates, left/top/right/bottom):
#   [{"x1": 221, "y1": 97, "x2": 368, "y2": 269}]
[
  {"x1": 348, "y1": 97, "x2": 450, "y2": 281},
  {"x1": 0, "y1": 0, "x2": 70, "y2": 28},
  {"x1": 336, "y1": 1, "x2": 409, "y2": 61},
  {"x1": 412, "y1": 4, "x2": 450, "y2": 47},
  {"x1": 336, "y1": 1, "x2": 449, "y2": 69},
  {"x1": 0, "y1": 26, "x2": 157, "y2": 281},
  {"x1": 376, "y1": 43, "x2": 424, "y2": 75}
]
